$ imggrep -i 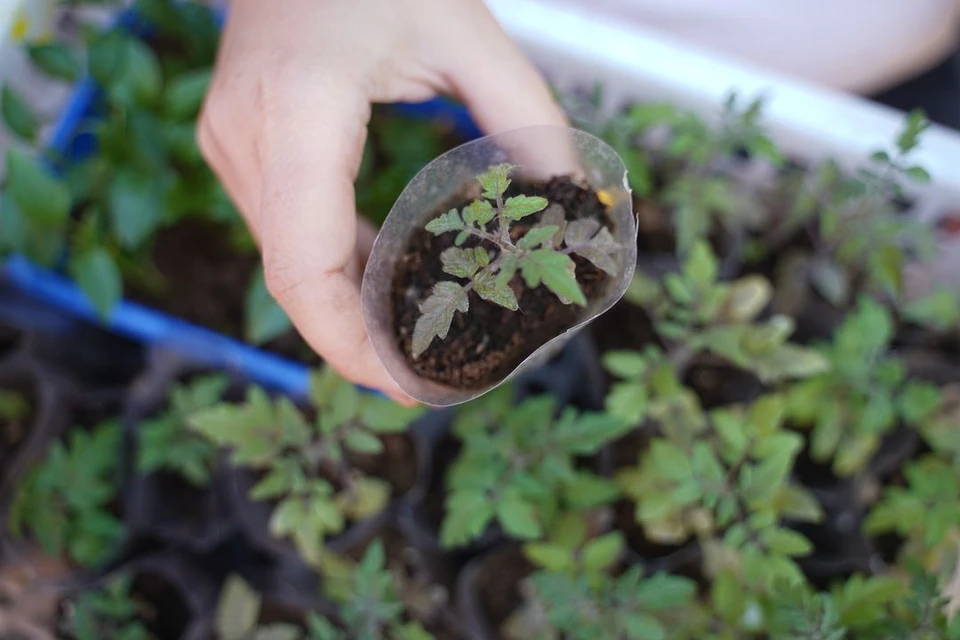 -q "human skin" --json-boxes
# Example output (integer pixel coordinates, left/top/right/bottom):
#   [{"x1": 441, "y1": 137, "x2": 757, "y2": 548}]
[{"x1": 197, "y1": 0, "x2": 568, "y2": 405}]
